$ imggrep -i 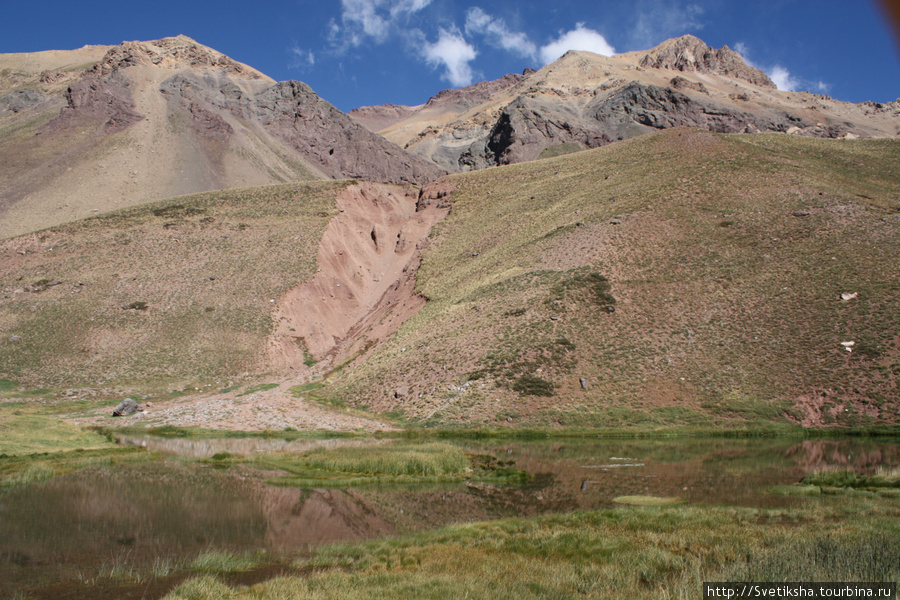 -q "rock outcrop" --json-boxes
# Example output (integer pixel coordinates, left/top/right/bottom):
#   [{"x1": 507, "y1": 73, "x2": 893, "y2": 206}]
[
  {"x1": 86, "y1": 35, "x2": 269, "y2": 80},
  {"x1": 369, "y1": 35, "x2": 897, "y2": 172},
  {"x1": 255, "y1": 82, "x2": 445, "y2": 185},
  {"x1": 638, "y1": 35, "x2": 775, "y2": 88},
  {"x1": 49, "y1": 74, "x2": 145, "y2": 132}
]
